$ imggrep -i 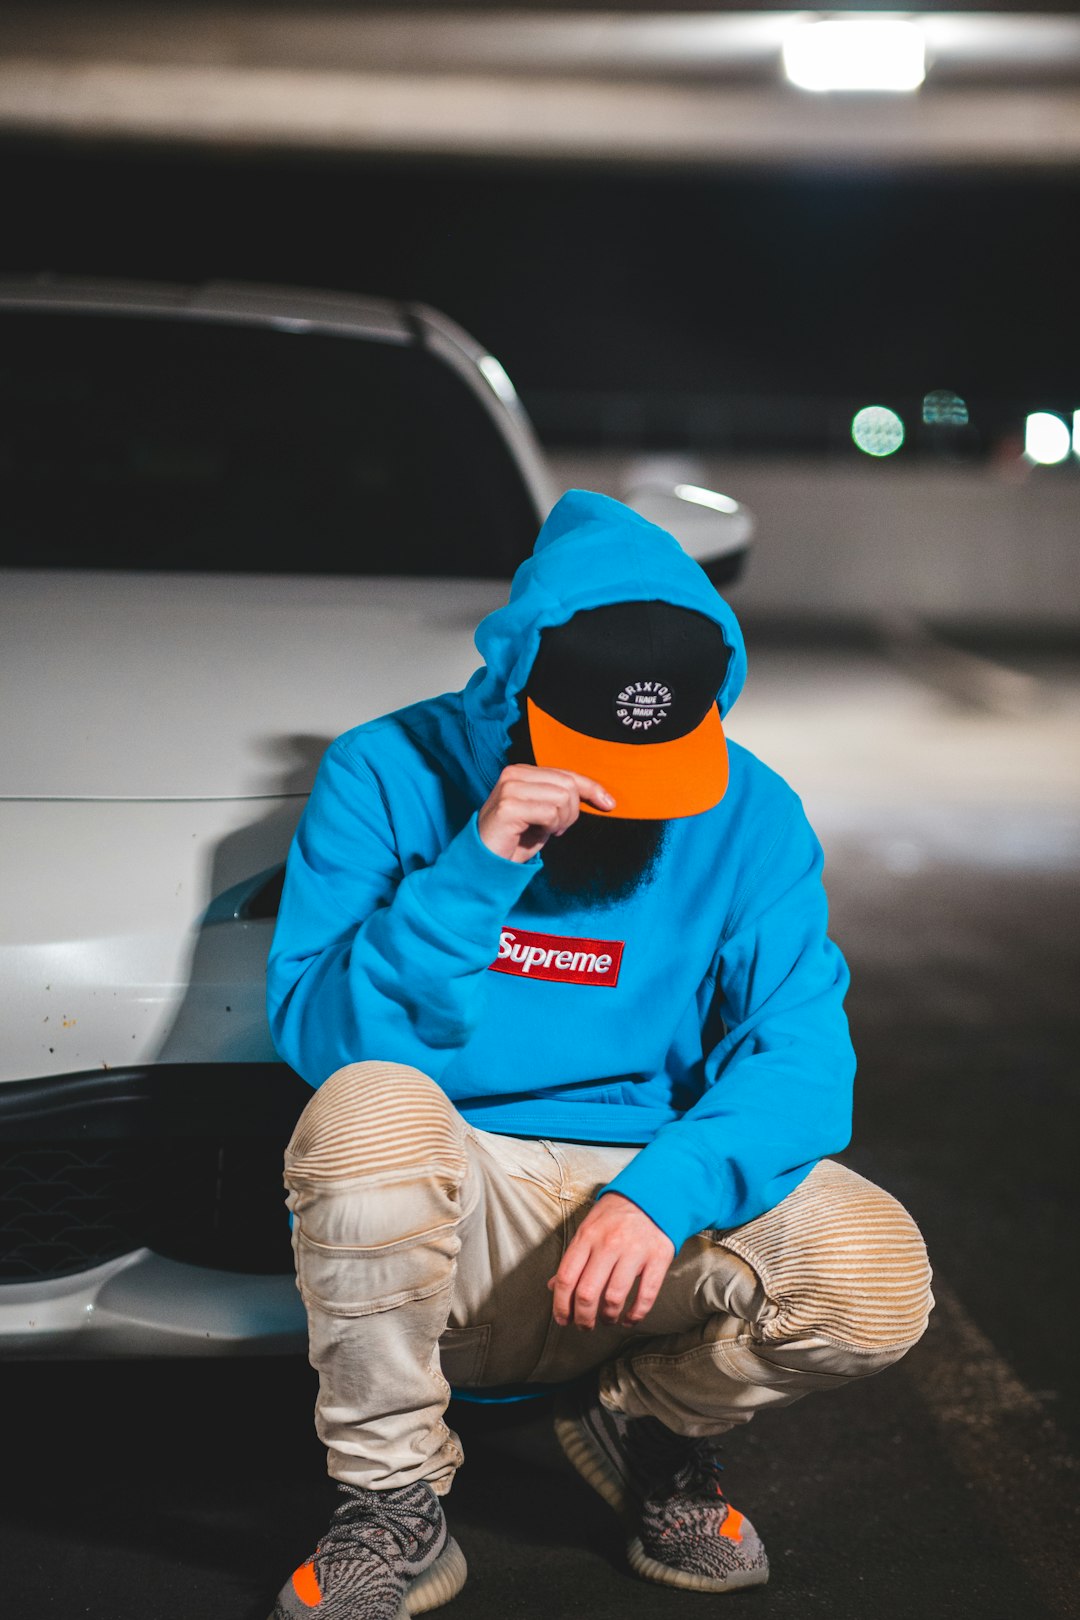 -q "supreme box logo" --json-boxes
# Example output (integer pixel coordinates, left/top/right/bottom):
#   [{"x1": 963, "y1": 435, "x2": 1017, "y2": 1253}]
[{"x1": 490, "y1": 927, "x2": 624, "y2": 987}]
